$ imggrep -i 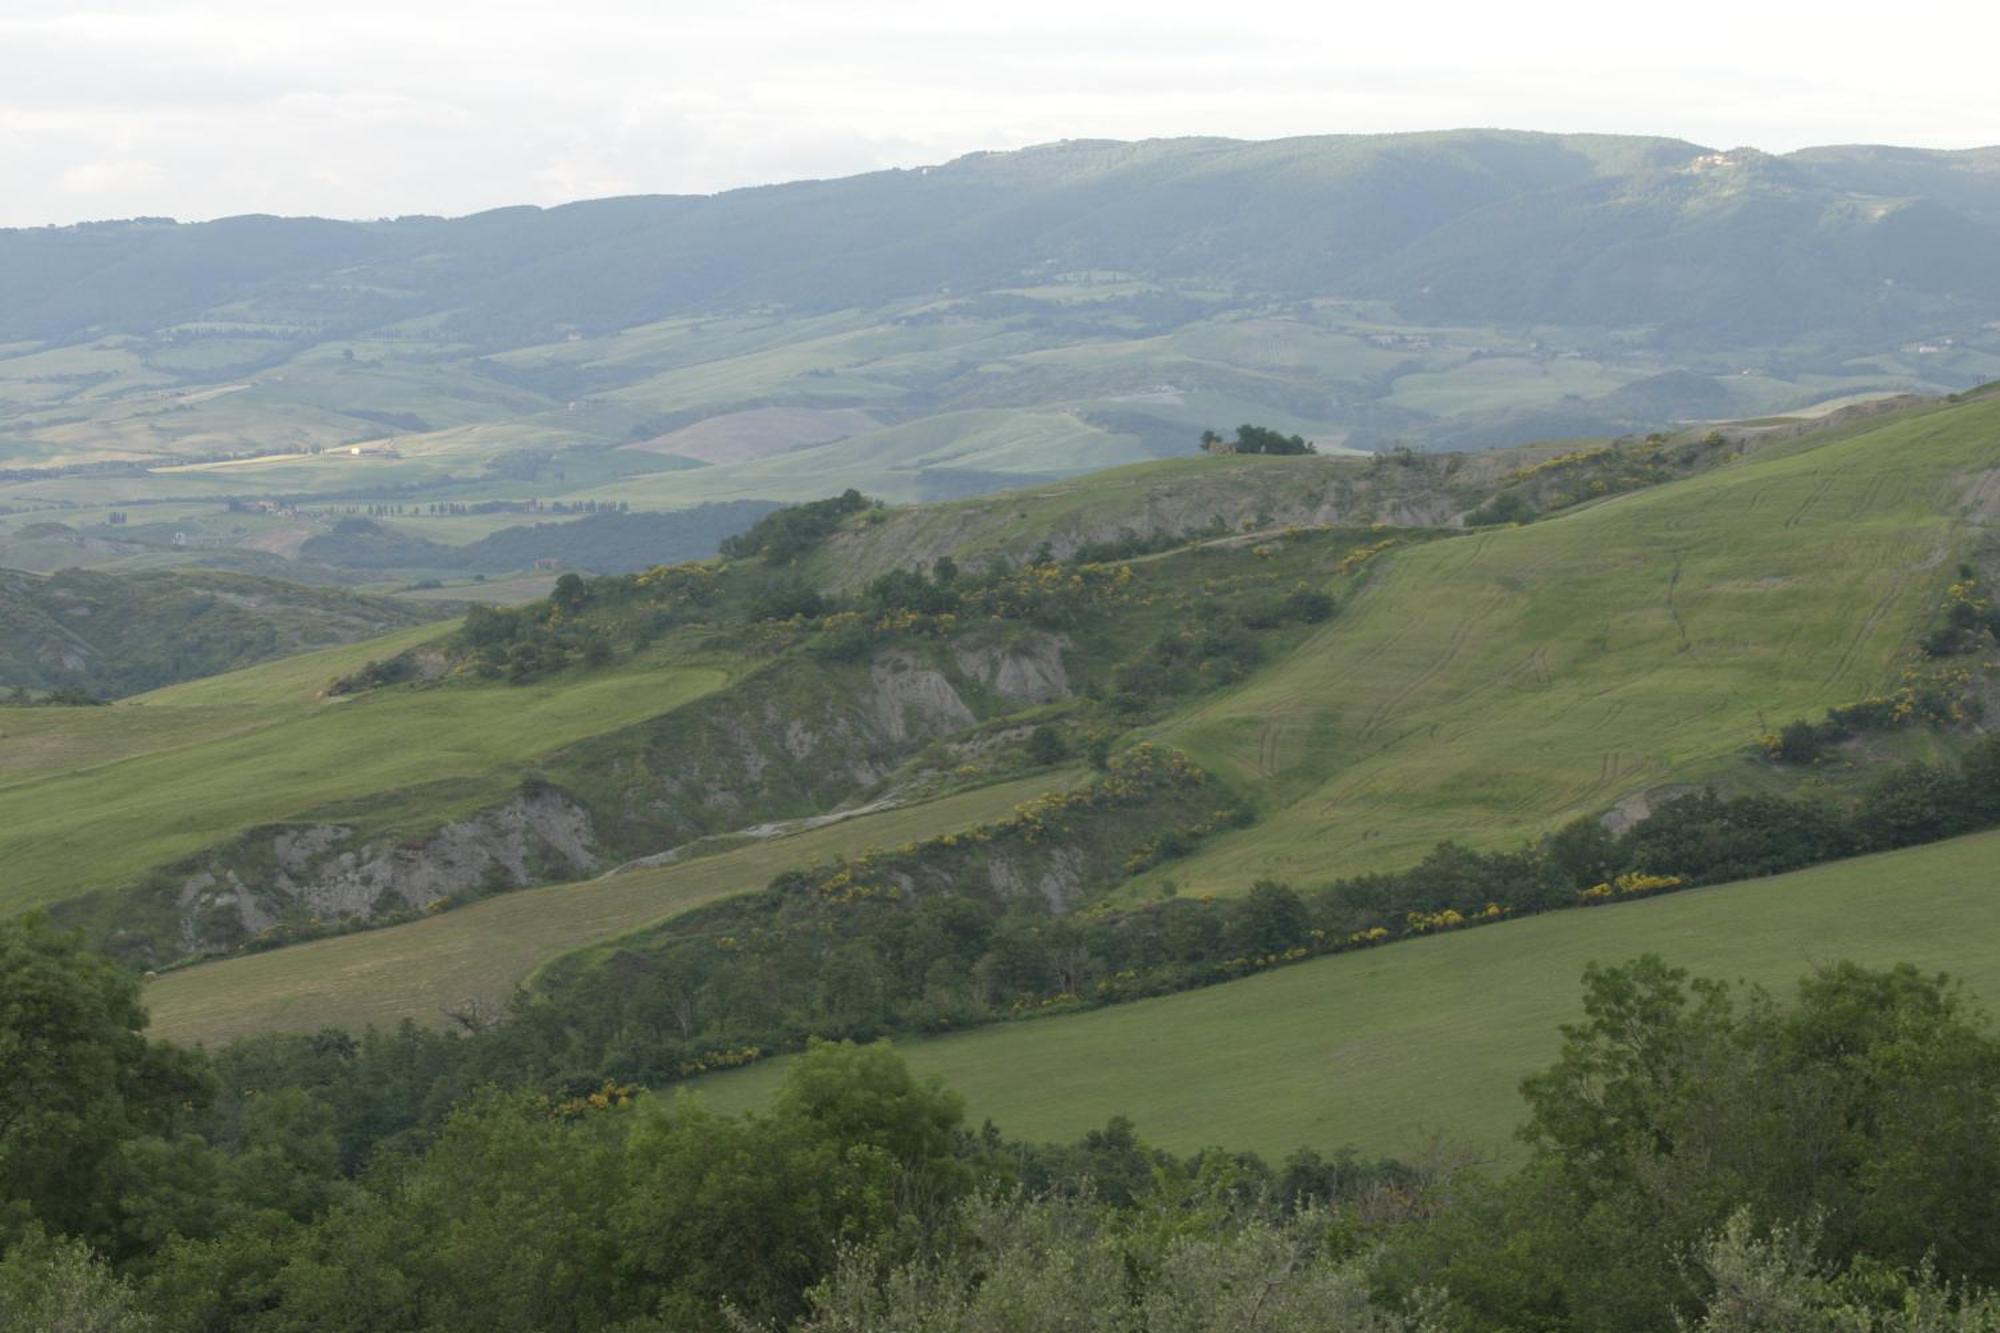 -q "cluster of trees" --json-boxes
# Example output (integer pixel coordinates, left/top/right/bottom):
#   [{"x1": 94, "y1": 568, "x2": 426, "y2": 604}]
[
  {"x1": 1200, "y1": 424, "x2": 1317, "y2": 456},
  {"x1": 9, "y1": 910, "x2": 2000, "y2": 1330},
  {"x1": 770, "y1": 556, "x2": 1143, "y2": 665},
  {"x1": 1463, "y1": 488, "x2": 1537, "y2": 526},
  {"x1": 328, "y1": 493, "x2": 1363, "y2": 698},
  {"x1": 456, "y1": 596, "x2": 616, "y2": 681},
  {"x1": 1762, "y1": 680, "x2": 1966, "y2": 764},
  {"x1": 719, "y1": 488, "x2": 873, "y2": 563}
]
